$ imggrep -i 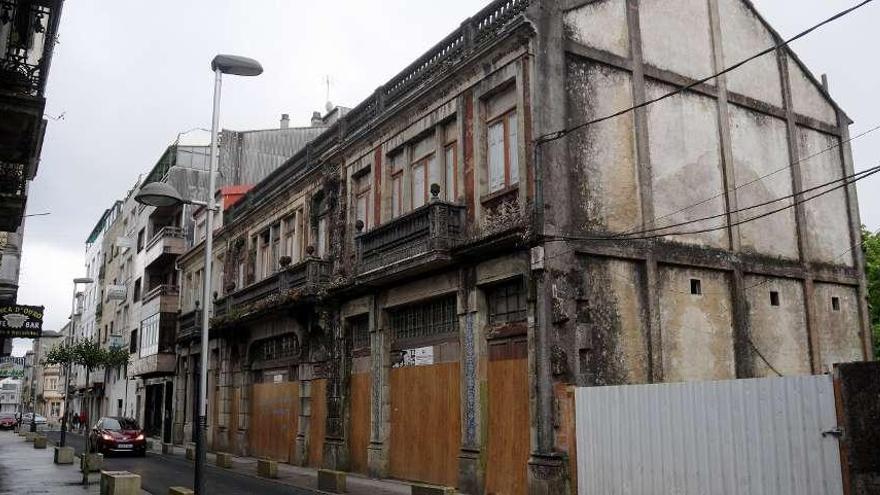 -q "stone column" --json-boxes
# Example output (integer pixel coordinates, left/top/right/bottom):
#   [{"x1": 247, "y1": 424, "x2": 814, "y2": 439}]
[
  {"x1": 323, "y1": 309, "x2": 349, "y2": 470},
  {"x1": 367, "y1": 298, "x2": 390, "y2": 478},
  {"x1": 458, "y1": 267, "x2": 484, "y2": 494}
]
